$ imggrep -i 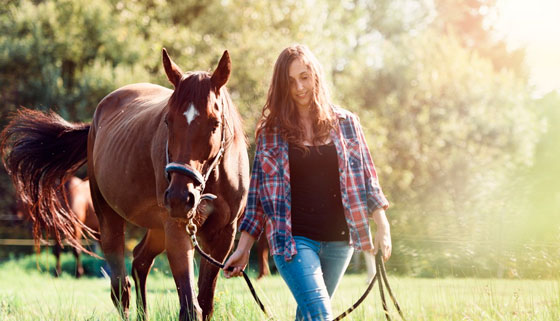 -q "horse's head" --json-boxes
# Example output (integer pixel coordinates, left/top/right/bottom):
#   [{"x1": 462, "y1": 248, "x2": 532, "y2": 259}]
[{"x1": 162, "y1": 48, "x2": 232, "y2": 220}]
